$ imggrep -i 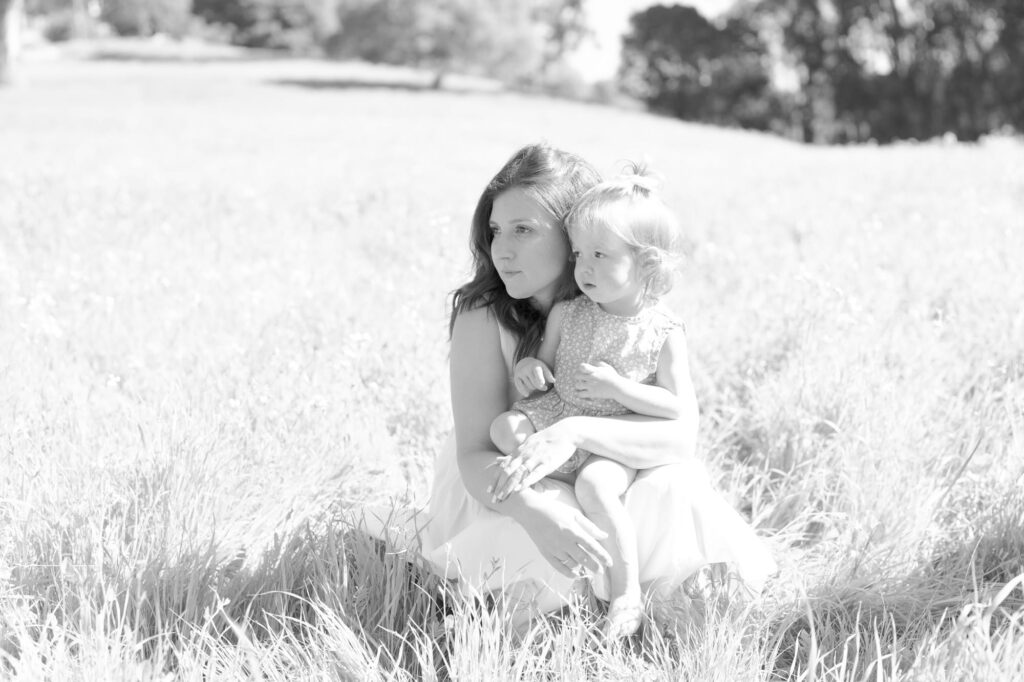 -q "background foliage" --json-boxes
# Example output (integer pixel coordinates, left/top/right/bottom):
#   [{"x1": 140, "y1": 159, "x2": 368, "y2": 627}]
[
  {"x1": 8, "y1": 0, "x2": 1023, "y2": 142},
  {"x1": 622, "y1": 0, "x2": 1024, "y2": 143}
]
